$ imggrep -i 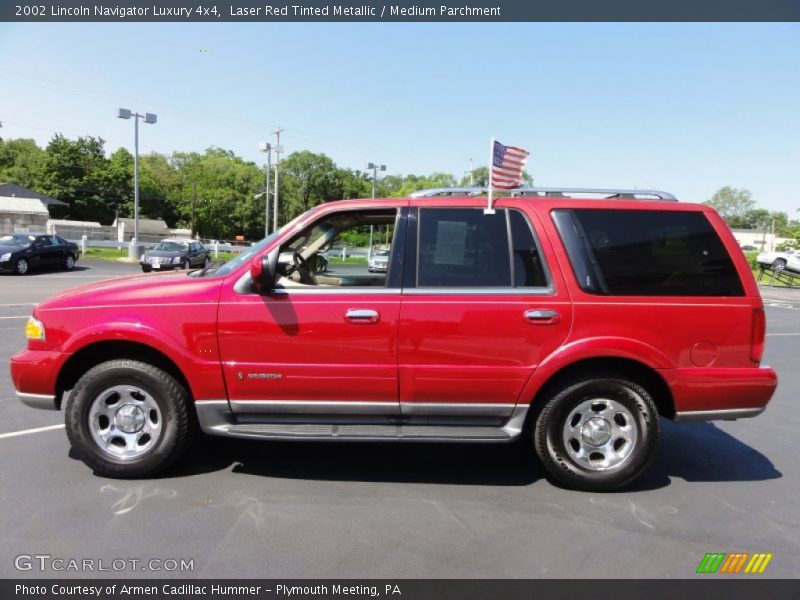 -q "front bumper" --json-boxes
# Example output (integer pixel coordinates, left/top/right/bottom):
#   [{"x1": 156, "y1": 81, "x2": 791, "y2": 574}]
[
  {"x1": 10, "y1": 349, "x2": 70, "y2": 410},
  {"x1": 661, "y1": 366, "x2": 778, "y2": 421}
]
